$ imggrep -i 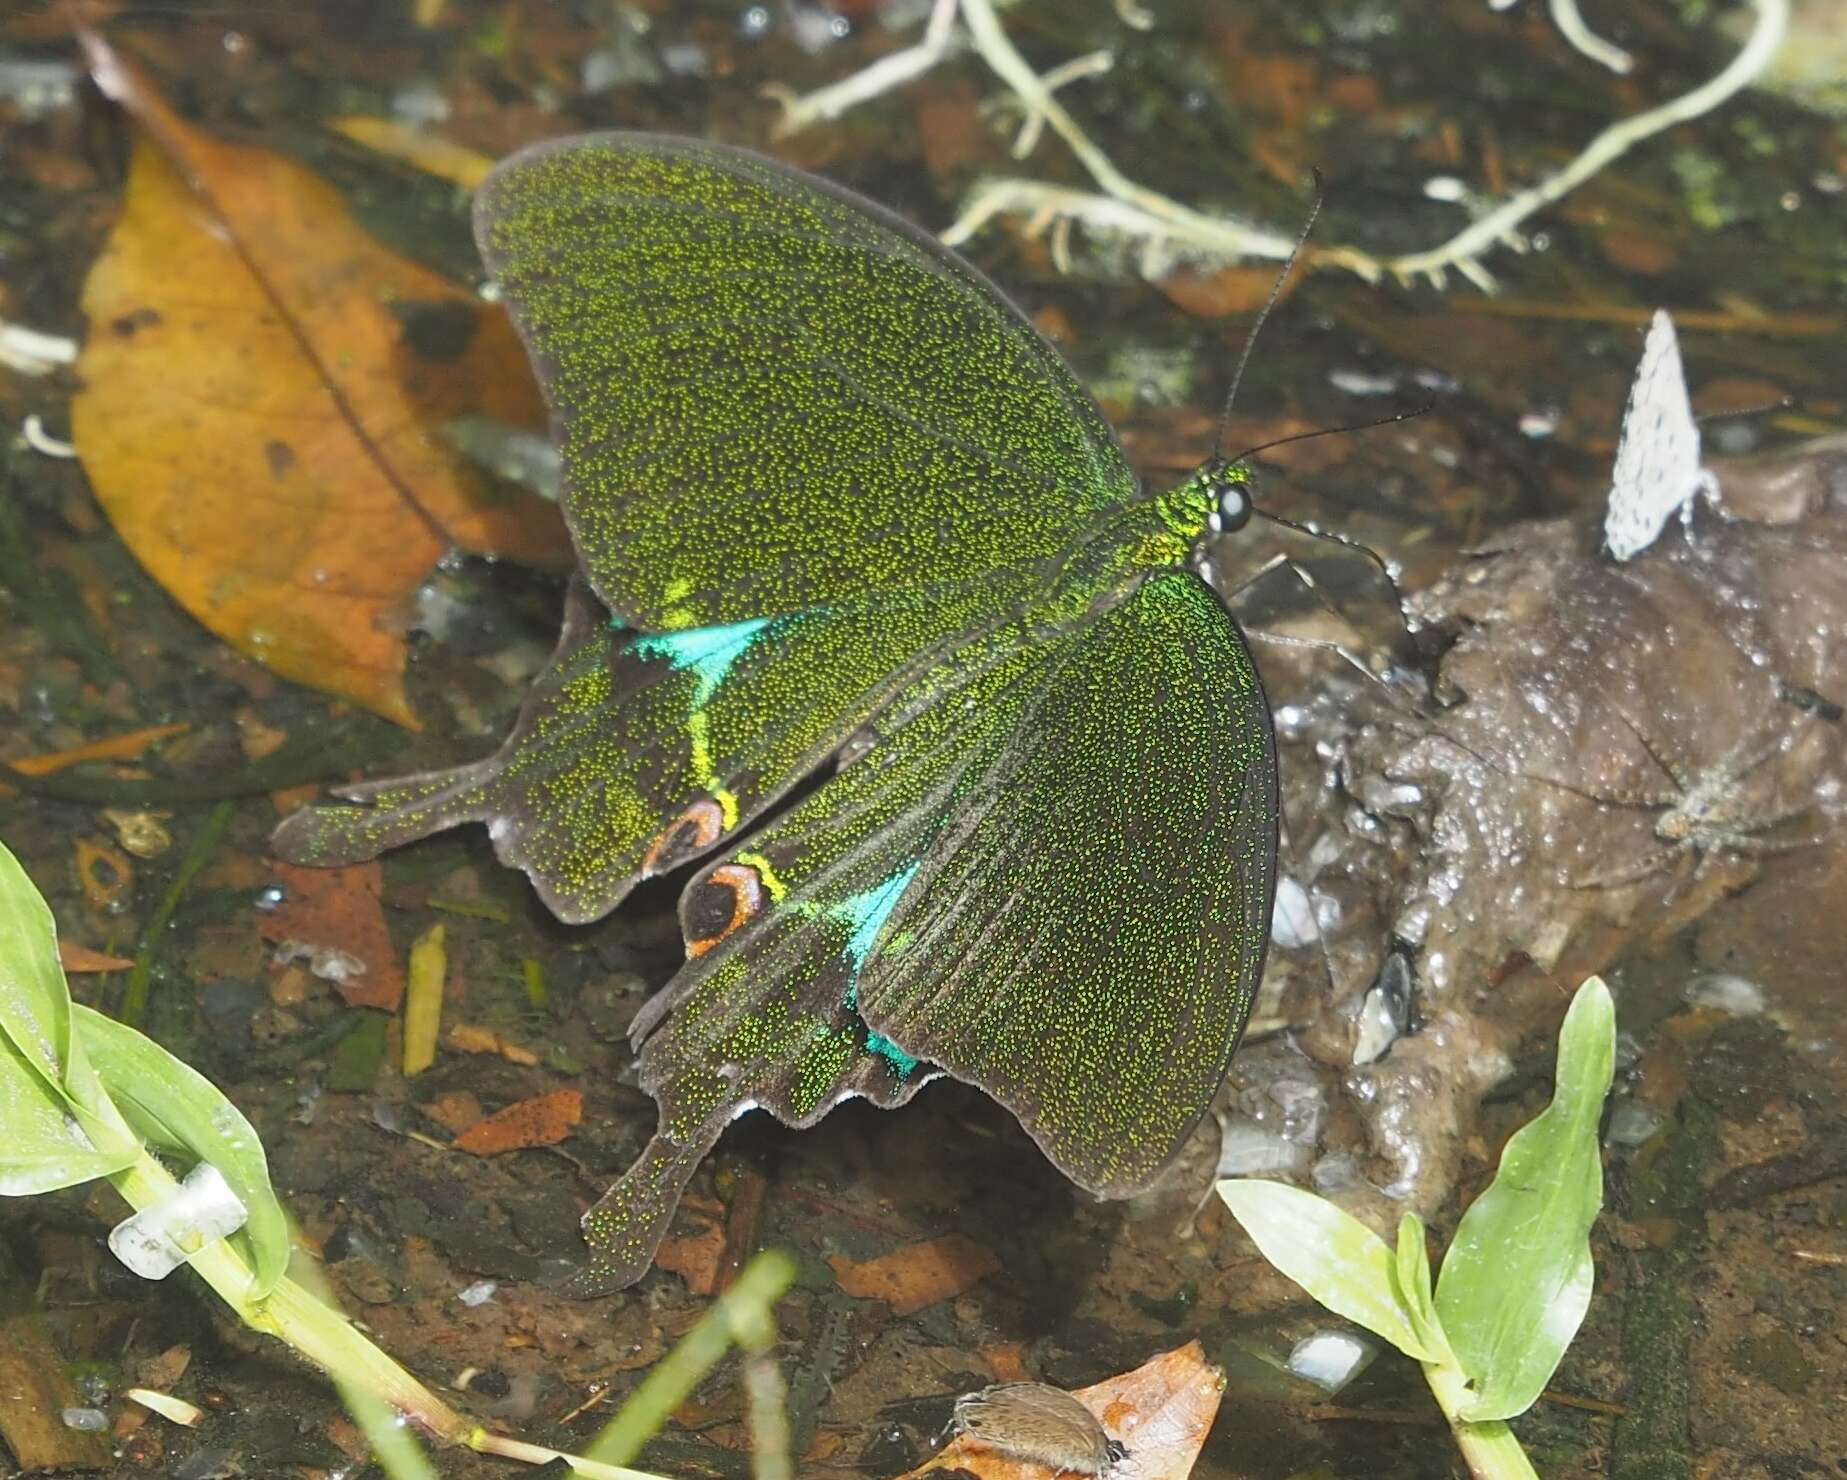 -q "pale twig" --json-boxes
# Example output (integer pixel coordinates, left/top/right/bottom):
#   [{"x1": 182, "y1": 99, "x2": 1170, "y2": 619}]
[{"x1": 763, "y1": 0, "x2": 960, "y2": 138}]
